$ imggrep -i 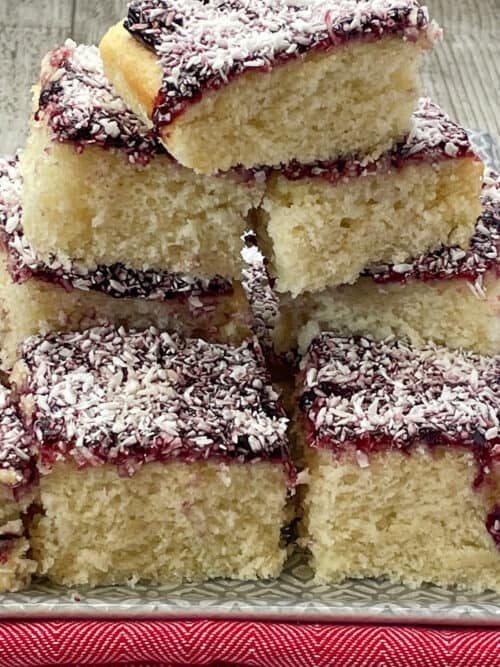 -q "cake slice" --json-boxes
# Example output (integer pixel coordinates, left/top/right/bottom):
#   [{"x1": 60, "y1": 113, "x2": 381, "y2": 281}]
[
  {"x1": 100, "y1": 0, "x2": 438, "y2": 173},
  {"x1": 258, "y1": 99, "x2": 483, "y2": 295},
  {"x1": 242, "y1": 233, "x2": 299, "y2": 389},
  {"x1": 242, "y1": 233, "x2": 279, "y2": 358},
  {"x1": 298, "y1": 333, "x2": 500, "y2": 592},
  {"x1": 0, "y1": 155, "x2": 252, "y2": 369},
  {"x1": 0, "y1": 386, "x2": 36, "y2": 593},
  {"x1": 13, "y1": 327, "x2": 292, "y2": 587},
  {"x1": 20, "y1": 41, "x2": 263, "y2": 278},
  {"x1": 274, "y1": 171, "x2": 500, "y2": 356}
]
